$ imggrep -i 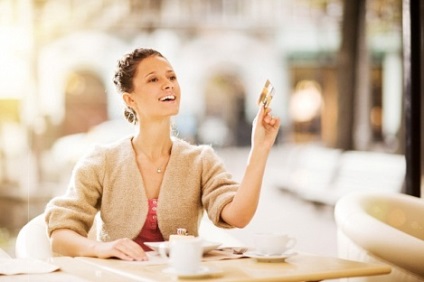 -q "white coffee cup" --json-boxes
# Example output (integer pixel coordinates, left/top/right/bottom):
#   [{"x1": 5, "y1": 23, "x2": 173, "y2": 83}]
[
  {"x1": 253, "y1": 233, "x2": 296, "y2": 256},
  {"x1": 159, "y1": 237, "x2": 203, "y2": 275}
]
